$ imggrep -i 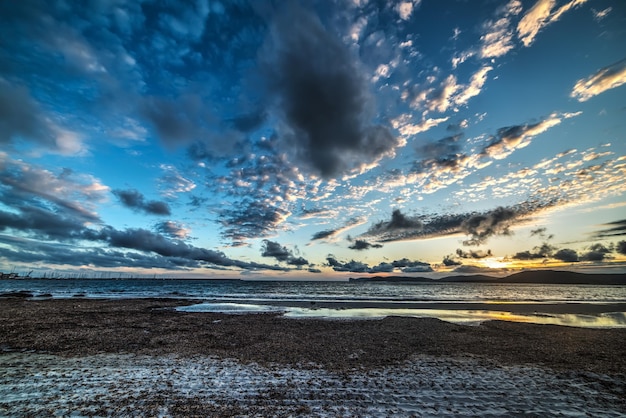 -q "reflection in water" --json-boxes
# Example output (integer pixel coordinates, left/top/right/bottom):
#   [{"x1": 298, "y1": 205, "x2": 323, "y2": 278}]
[{"x1": 178, "y1": 303, "x2": 626, "y2": 328}]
